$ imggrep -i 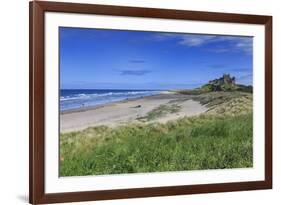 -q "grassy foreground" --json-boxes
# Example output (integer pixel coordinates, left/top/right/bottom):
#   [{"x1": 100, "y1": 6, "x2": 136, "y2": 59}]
[{"x1": 60, "y1": 112, "x2": 253, "y2": 176}]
